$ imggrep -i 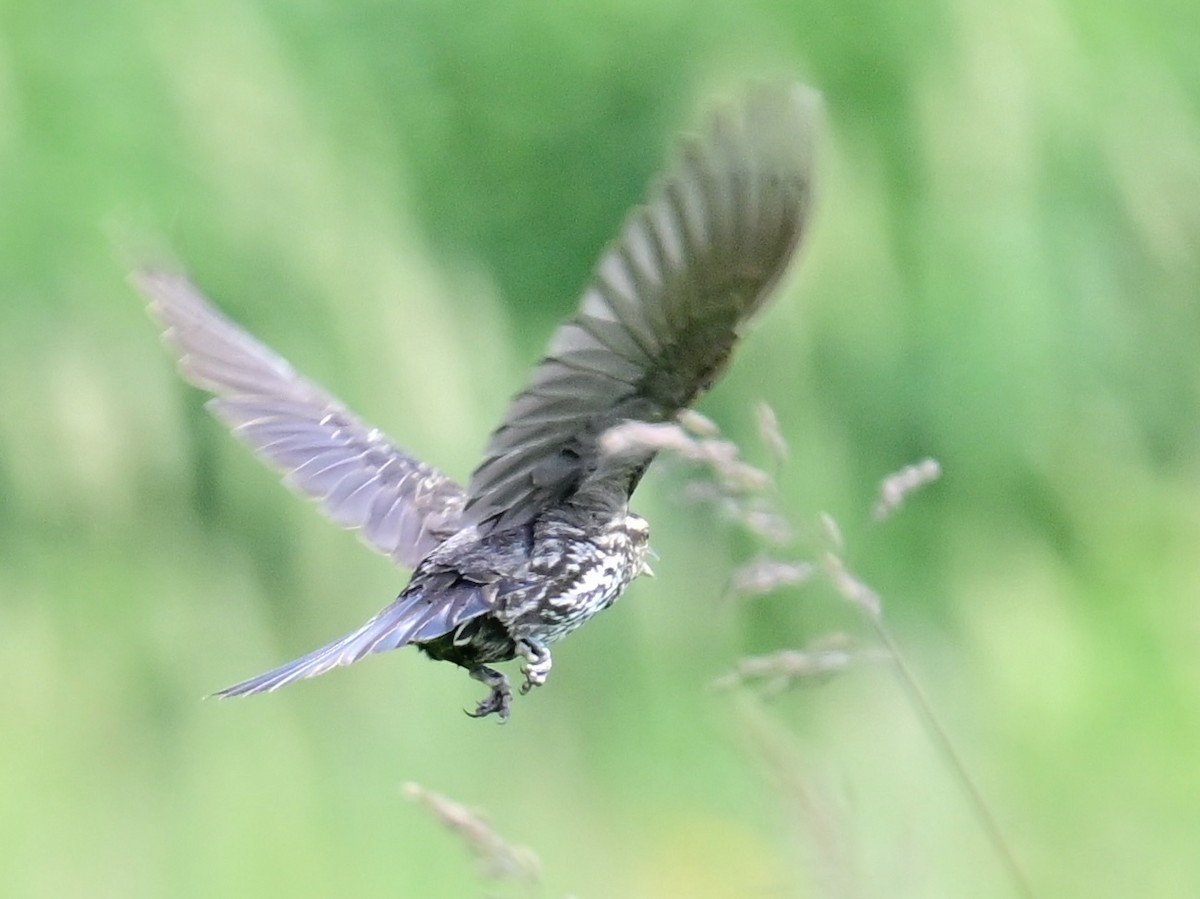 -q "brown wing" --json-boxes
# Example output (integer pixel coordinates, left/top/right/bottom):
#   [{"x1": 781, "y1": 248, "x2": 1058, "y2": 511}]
[
  {"x1": 136, "y1": 271, "x2": 465, "y2": 568},
  {"x1": 464, "y1": 82, "x2": 820, "y2": 532}
]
